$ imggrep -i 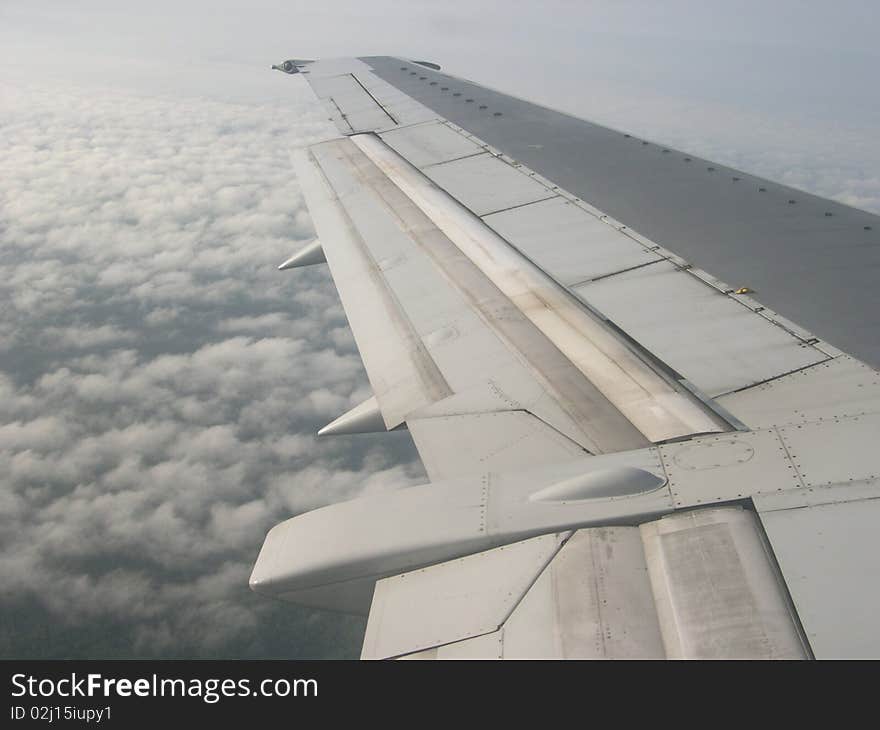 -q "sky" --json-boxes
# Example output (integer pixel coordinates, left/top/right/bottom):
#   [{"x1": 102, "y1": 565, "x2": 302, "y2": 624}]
[{"x1": 1, "y1": 1, "x2": 879, "y2": 659}]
